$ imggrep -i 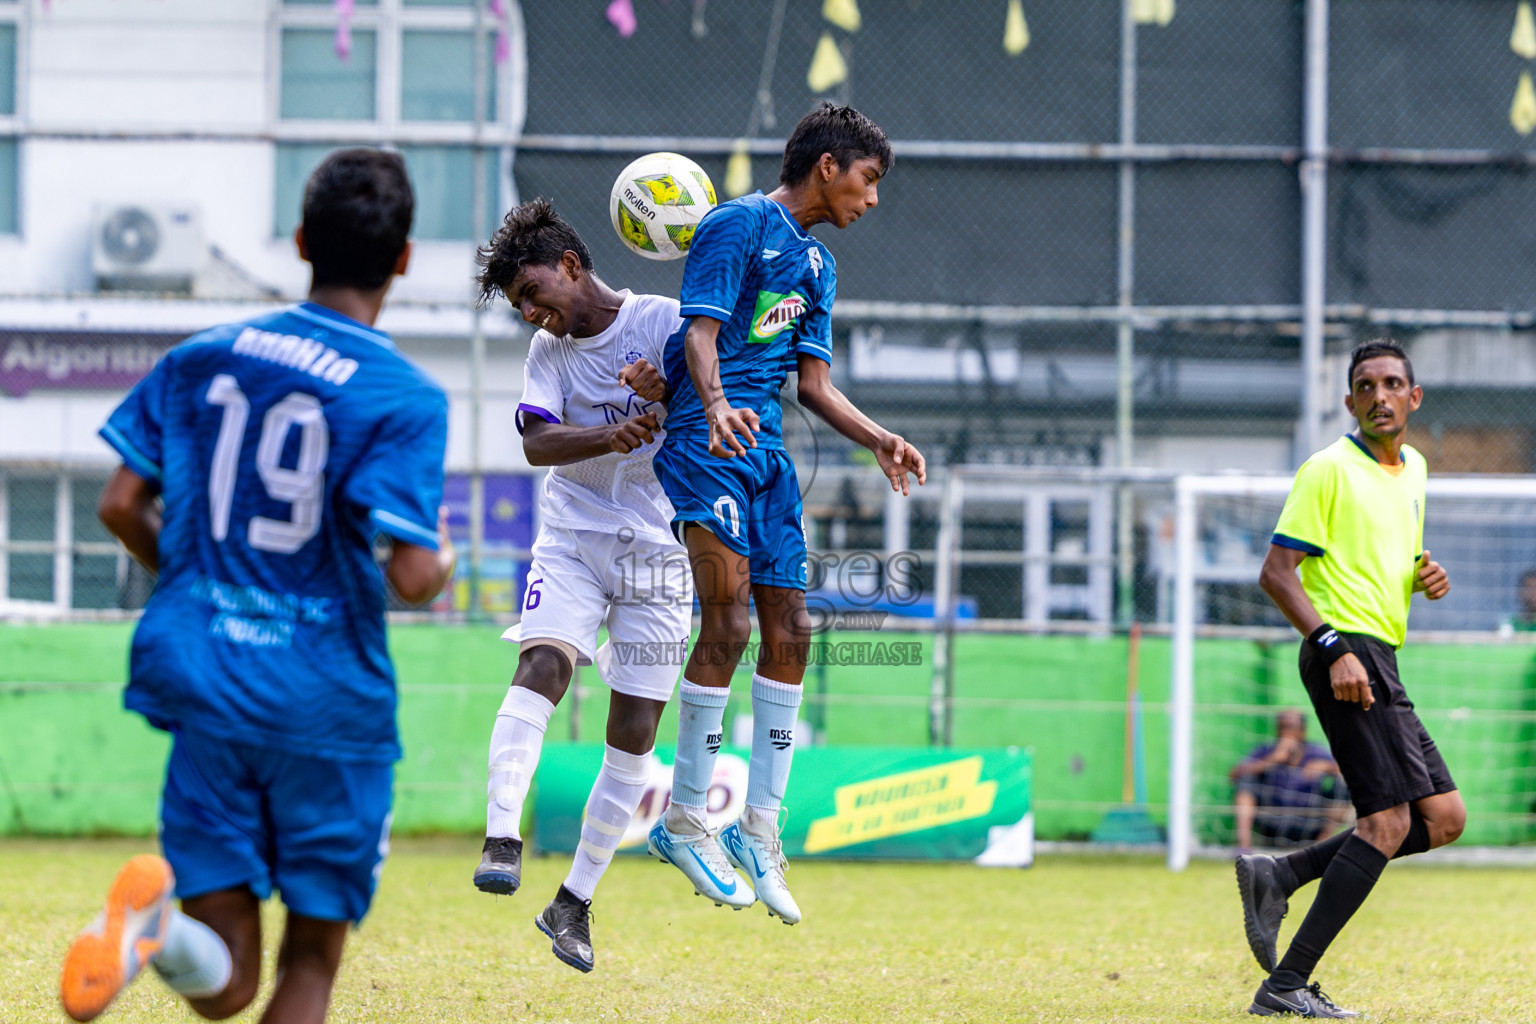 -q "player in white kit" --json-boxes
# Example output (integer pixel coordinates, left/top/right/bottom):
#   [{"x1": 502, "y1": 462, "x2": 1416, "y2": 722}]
[{"x1": 469, "y1": 200, "x2": 744, "y2": 974}]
